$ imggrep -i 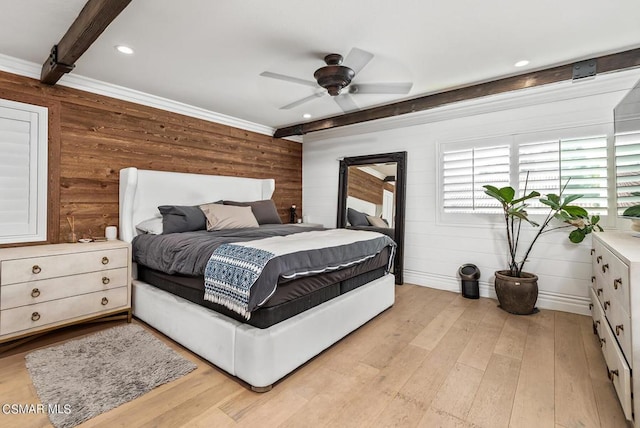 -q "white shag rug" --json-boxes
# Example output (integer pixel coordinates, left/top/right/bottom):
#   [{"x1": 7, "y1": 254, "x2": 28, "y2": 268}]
[{"x1": 25, "y1": 324, "x2": 197, "y2": 428}]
